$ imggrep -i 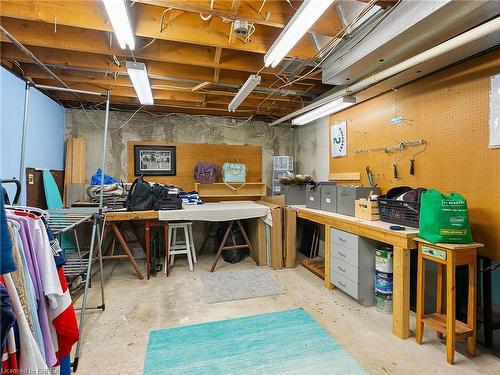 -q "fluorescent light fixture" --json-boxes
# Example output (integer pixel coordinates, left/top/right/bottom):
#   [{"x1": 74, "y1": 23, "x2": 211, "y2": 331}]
[
  {"x1": 126, "y1": 61, "x2": 154, "y2": 105},
  {"x1": 264, "y1": 0, "x2": 334, "y2": 68},
  {"x1": 228, "y1": 74, "x2": 261, "y2": 112},
  {"x1": 292, "y1": 96, "x2": 356, "y2": 126},
  {"x1": 102, "y1": 0, "x2": 135, "y2": 50}
]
